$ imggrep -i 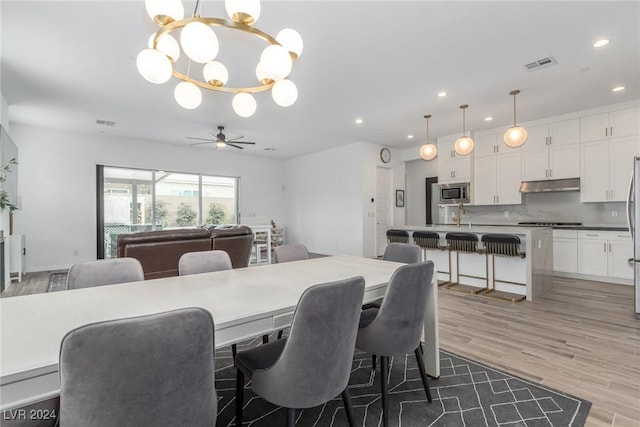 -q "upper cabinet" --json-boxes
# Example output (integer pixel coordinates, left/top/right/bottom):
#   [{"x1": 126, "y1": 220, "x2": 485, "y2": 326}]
[
  {"x1": 521, "y1": 118, "x2": 580, "y2": 181},
  {"x1": 437, "y1": 136, "x2": 473, "y2": 183},
  {"x1": 473, "y1": 133, "x2": 522, "y2": 205},
  {"x1": 581, "y1": 107, "x2": 640, "y2": 142}
]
